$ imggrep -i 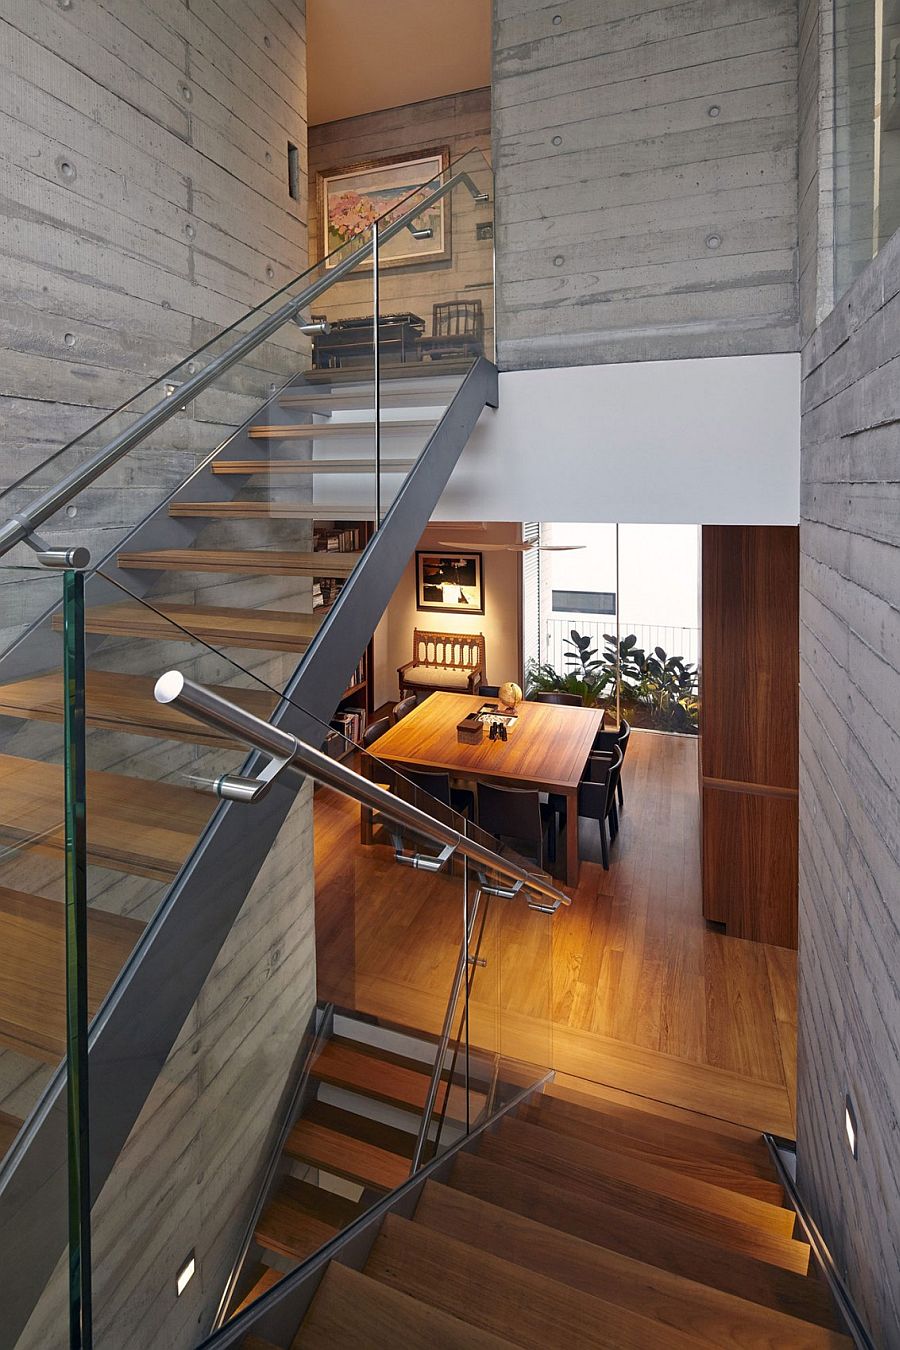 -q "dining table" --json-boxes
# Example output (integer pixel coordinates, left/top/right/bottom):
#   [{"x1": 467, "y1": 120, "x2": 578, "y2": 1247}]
[{"x1": 368, "y1": 691, "x2": 609, "y2": 885}]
